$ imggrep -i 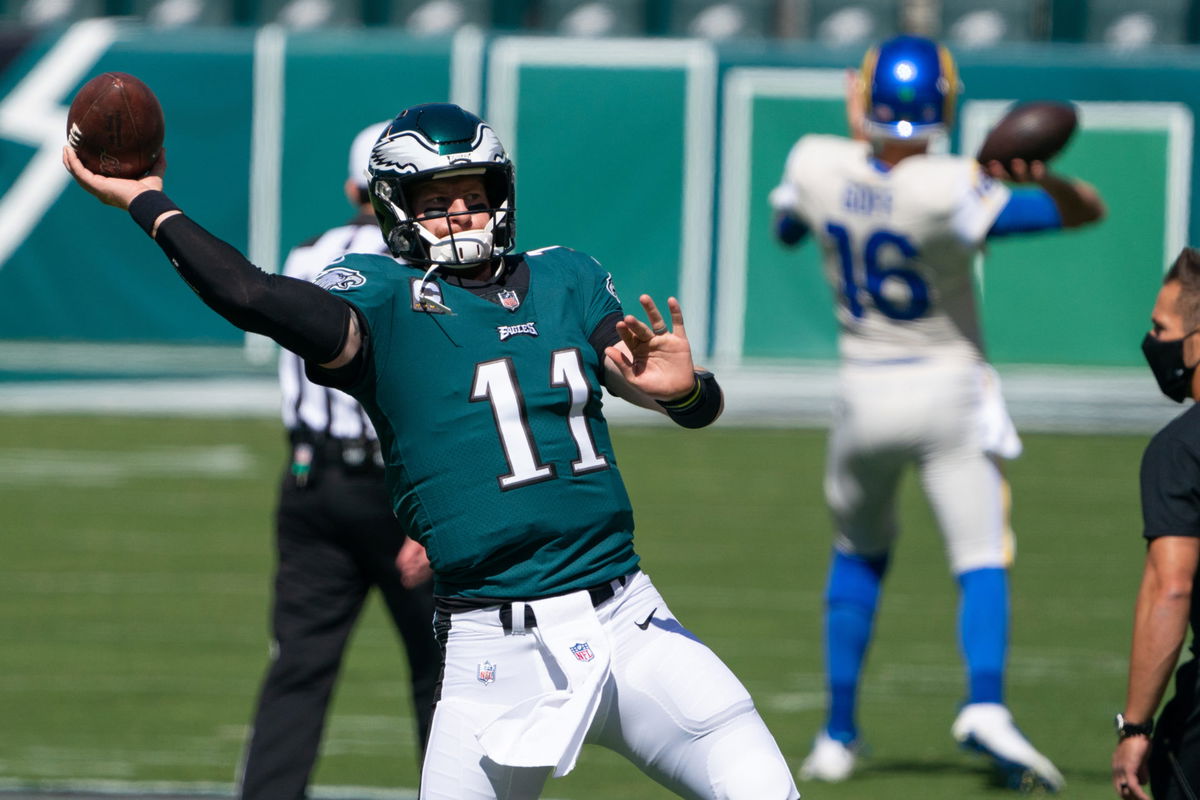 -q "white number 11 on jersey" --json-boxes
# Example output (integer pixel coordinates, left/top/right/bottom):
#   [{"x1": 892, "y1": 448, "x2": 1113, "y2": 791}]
[{"x1": 471, "y1": 349, "x2": 609, "y2": 491}]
